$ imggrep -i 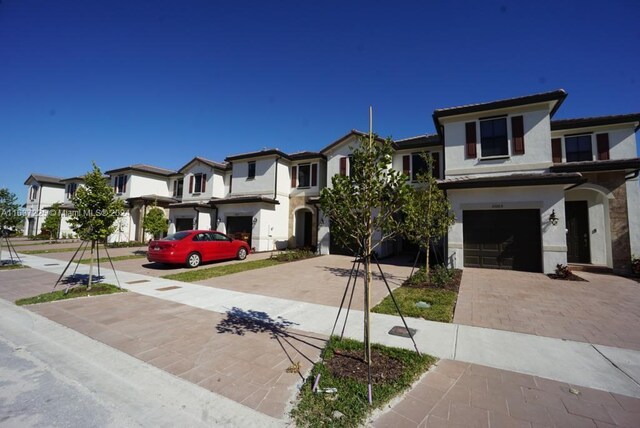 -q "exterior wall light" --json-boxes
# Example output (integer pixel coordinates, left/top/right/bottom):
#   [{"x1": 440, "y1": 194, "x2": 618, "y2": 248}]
[
  {"x1": 549, "y1": 209, "x2": 559, "y2": 226},
  {"x1": 252, "y1": 217, "x2": 258, "y2": 227}
]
